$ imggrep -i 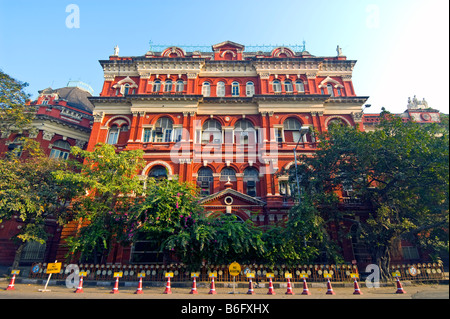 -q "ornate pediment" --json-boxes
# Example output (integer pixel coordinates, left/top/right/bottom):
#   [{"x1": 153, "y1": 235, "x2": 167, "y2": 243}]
[{"x1": 200, "y1": 188, "x2": 266, "y2": 207}]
